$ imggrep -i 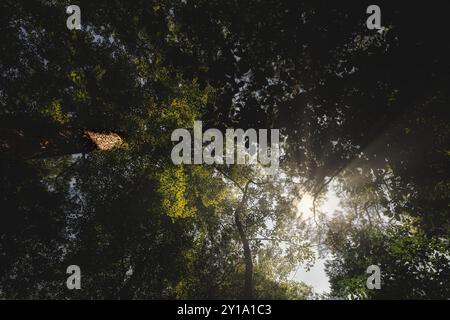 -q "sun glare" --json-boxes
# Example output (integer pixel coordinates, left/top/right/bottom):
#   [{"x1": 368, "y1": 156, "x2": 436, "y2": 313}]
[{"x1": 296, "y1": 194, "x2": 314, "y2": 219}]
